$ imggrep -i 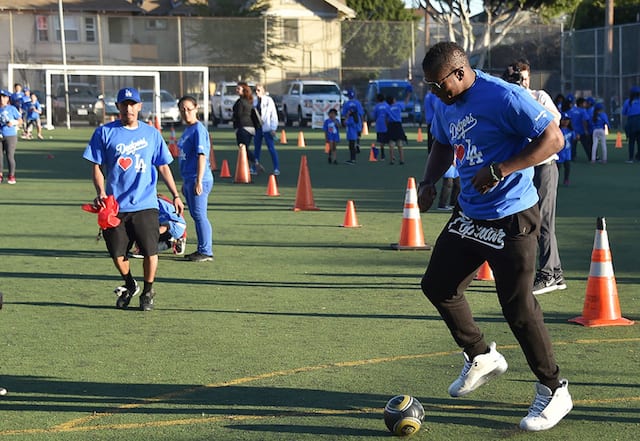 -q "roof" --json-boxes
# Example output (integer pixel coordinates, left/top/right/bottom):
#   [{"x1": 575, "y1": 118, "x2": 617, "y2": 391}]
[
  {"x1": 322, "y1": 0, "x2": 355, "y2": 19},
  {"x1": 0, "y1": 0, "x2": 143, "y2": 12}
]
